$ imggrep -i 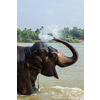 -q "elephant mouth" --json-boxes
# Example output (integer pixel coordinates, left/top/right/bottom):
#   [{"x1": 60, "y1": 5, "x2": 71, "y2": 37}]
[{"x1": 41, "y1": 65, "x2": 59, "y2": 79}]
